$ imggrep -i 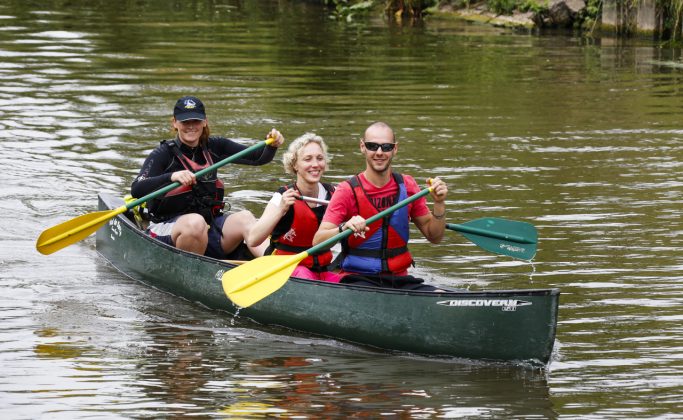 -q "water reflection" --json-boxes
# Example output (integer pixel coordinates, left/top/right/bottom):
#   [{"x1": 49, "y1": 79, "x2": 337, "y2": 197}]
[
  {"x1": 82, "y1": 280, "x2": 554, "y2": 417},
  {"x1": 2, "y1": 0, "x2": 683, "y2": 417},
  {"x1": 214, "y1": 353, "x2": 554, "y2": 417}
]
